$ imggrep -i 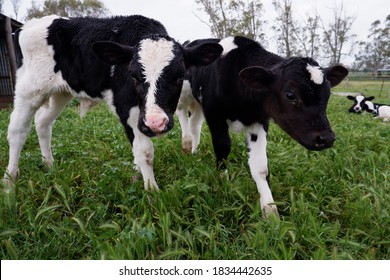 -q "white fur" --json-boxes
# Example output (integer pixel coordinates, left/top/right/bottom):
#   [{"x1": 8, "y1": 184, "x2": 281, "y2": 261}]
[
  {"x1": 35, "y1": 92, "x2": 73, "y2": 167},
  {"x1": 227, "y1": 120, "x2": 246, "y2": 133},
  {"x1": 176, "y1": 81, "x2": 204, "y2": 153},
  {"x1": 4, "y1": 15, "x2": 70, "y2": 183},
  {"x1": 101, "y1": 89, "x2": 117, "y2": 116},
  {"x1": 353, "y1": 95, "x2": 365, "y2": 112},
  {"x1": 219, "y1": 37, "x2": 238, "y2": 56},
  {"x1": 306, "y1": 64, "x2": 324, "y2": 85},
  {"x1": 375, "y1": 105, "x2": 390, "y2": 121},
  {"x1": 3, "y1": 16, "x2": 128, "y2": 187},
  {"x1": 138, "y1": 38, "x2": 174, "y2": 118},
  {"x1": 365, "y1": 100, "x2": 376, "y2": 112},
  {"x1": 246, "y1": 123, "x2": 278, "y2": 217},
  {"x1": 79, "y1": 98, "x2": 98, "y2": 118},
  {"x1": 127, "y1": 107, "x2": 158, "y2": 190}
]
